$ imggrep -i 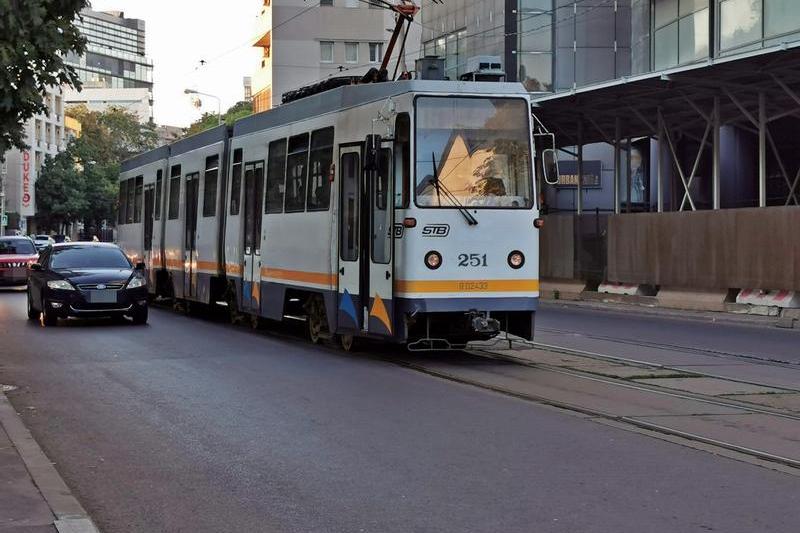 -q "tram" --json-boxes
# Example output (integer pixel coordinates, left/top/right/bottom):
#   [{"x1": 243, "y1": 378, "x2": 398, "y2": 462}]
[{"x1": 118, "y1": 78, "x2": 553, "y2": 350}]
